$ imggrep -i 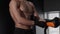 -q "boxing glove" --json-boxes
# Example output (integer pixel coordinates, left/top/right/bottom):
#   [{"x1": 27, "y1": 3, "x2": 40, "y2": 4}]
[{"x1": 52, "y1": 17, "x2": 60, "y2": 28}]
